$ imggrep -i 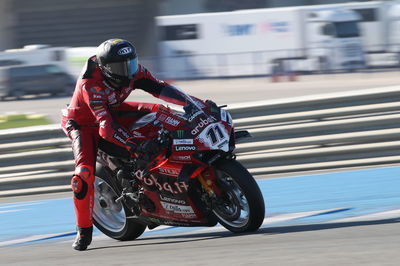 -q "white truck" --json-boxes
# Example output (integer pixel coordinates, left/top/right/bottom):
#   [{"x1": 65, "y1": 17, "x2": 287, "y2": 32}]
[
  {"x1": 156, "y1": 5, "x2": 365, "y2": 79},
  {"x1": 0, "y1": 44, "x2": 99, "y2": 77},
  {"x1": 331, "y1": 1, "x2": 400, "y2": 67},
  {"x1": 0, "y1": 45, "x2": 69, "y2": 70},
  {"x1": 389, "y1": 3, "x2": 400, "y2": 53}
]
